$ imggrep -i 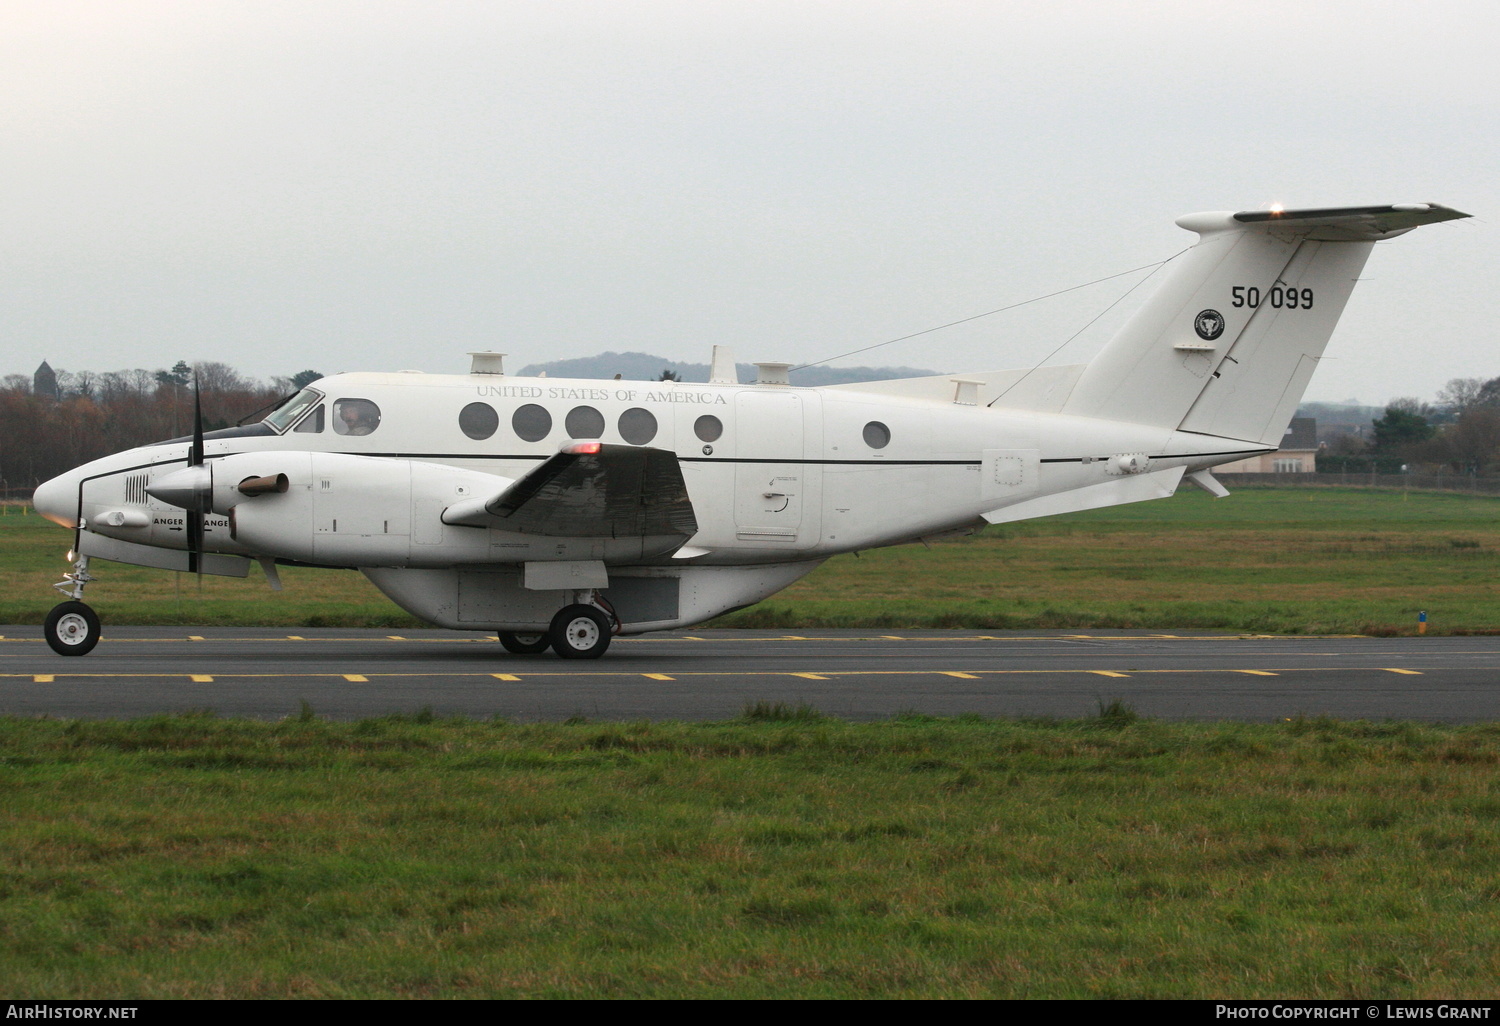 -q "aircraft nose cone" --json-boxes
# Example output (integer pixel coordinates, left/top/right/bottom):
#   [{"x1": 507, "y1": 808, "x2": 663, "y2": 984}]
[{"x1": 32, "y1": 471, "x2": 80, "y2": 528}]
